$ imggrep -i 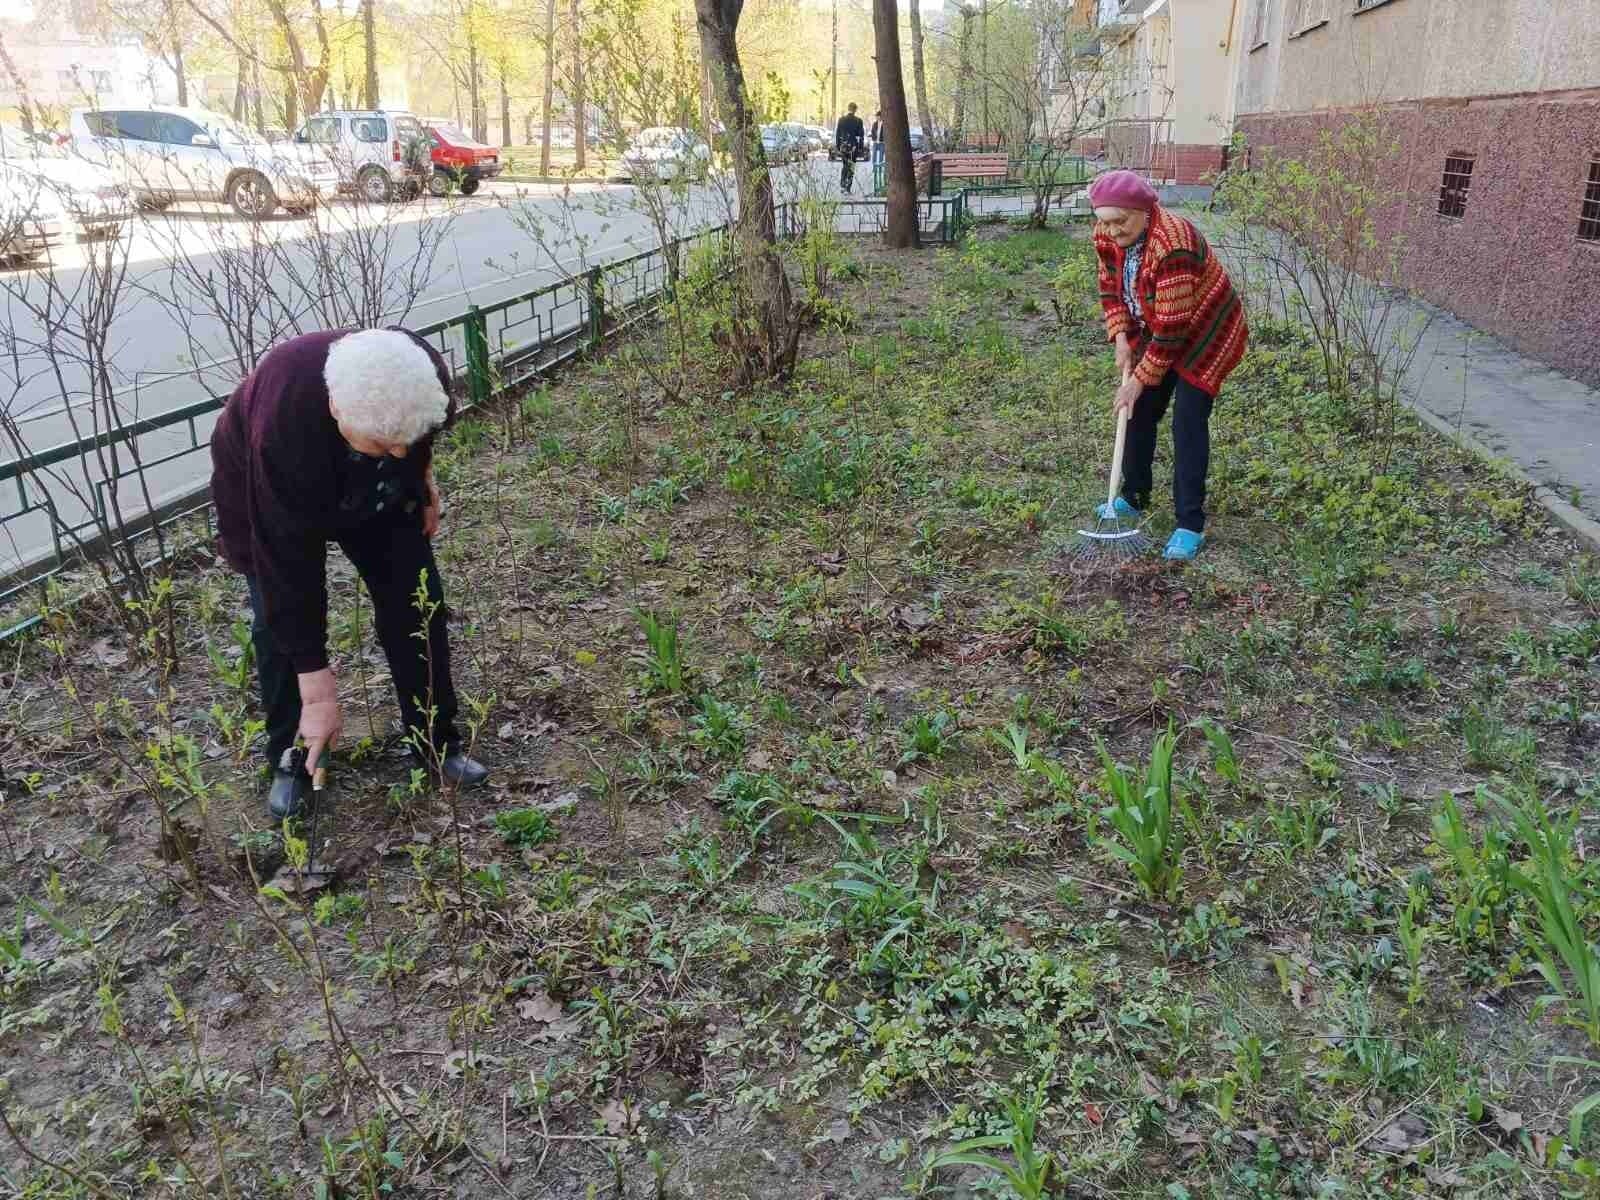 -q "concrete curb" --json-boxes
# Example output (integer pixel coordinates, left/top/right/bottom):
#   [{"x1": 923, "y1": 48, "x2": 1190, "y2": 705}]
[
  {"x1": 1407, "y1": 401, "x2": 1600, "y2": 555},
  {"x1": 498, "y1": 174, "x2": 617, "y2": 186}
]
